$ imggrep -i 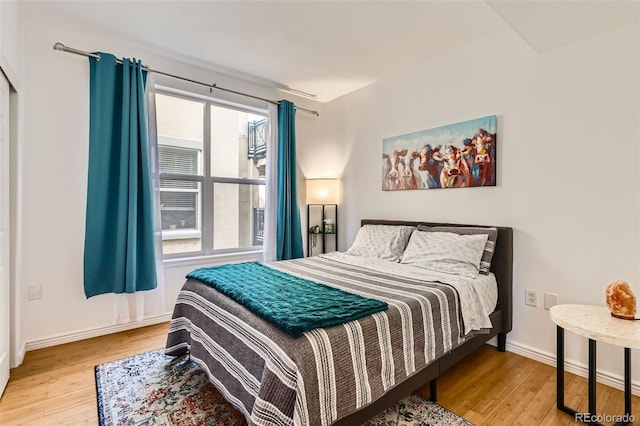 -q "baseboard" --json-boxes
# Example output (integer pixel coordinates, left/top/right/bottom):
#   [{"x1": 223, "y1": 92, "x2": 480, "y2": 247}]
[
  {"x1": 25, "y1": 313, "x2": 173, "y2": 352},
  {"x1": 504, "y1": 339, "x2": 640, "y2": 396}
]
